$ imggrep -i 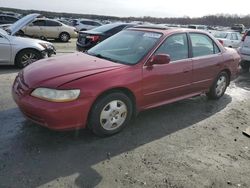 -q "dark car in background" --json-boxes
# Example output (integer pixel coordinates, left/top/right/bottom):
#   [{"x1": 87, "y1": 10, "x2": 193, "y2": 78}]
[
  {"x1": 0, "y1": 14, "x2": 19, "y2": 24},
  {"x1": 76, "y1": 23, "x2": 136, "y2": 51}
]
